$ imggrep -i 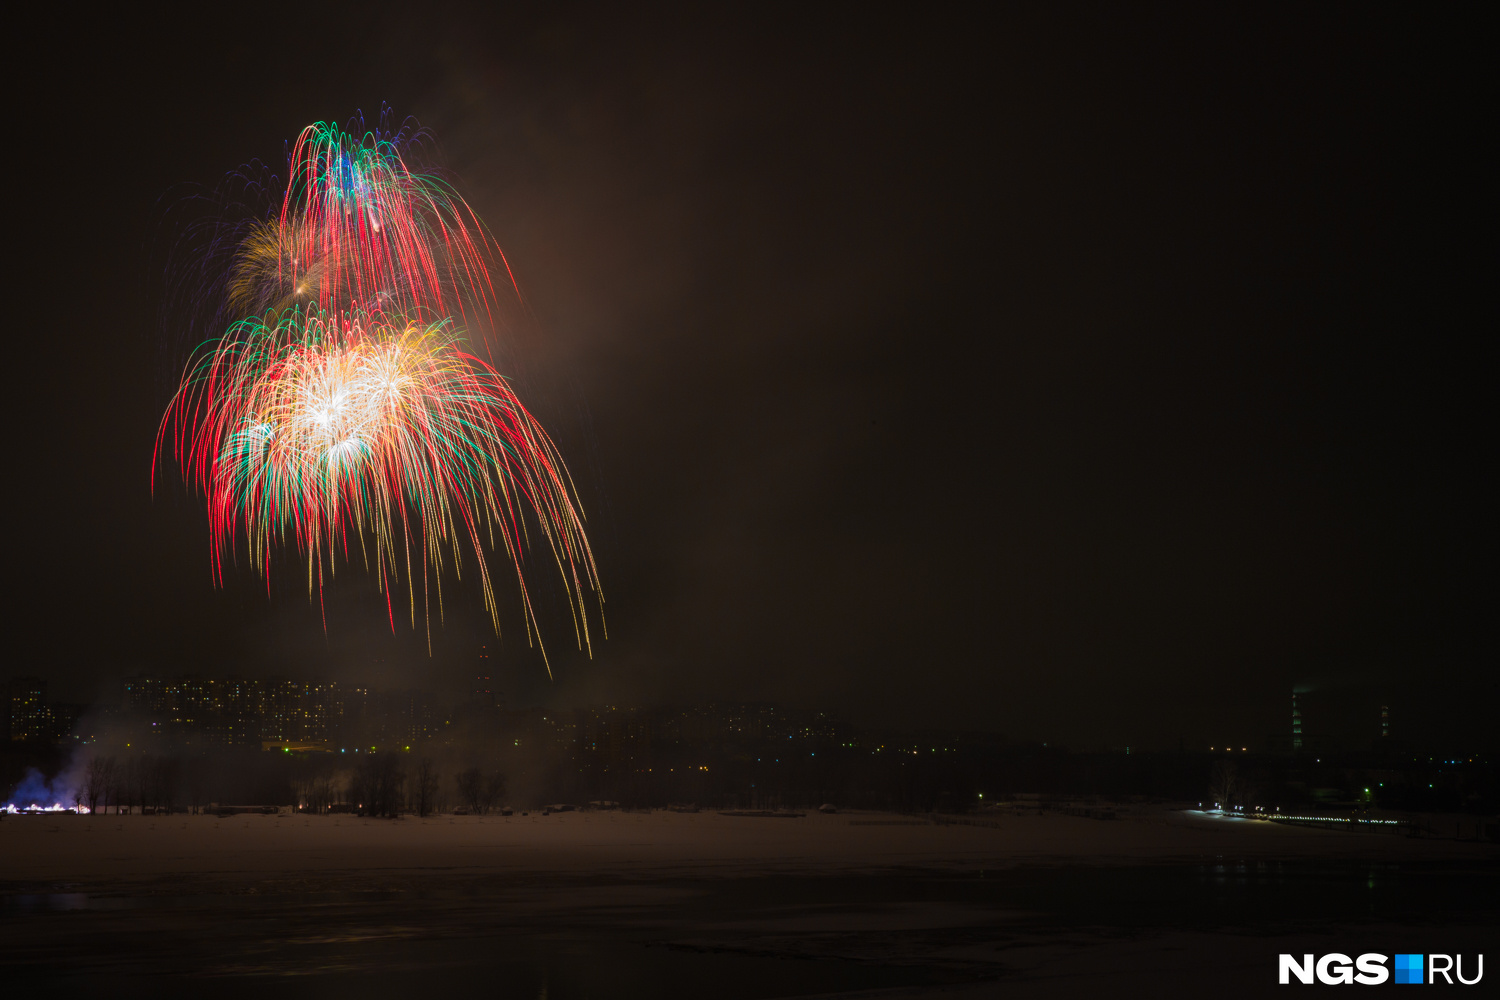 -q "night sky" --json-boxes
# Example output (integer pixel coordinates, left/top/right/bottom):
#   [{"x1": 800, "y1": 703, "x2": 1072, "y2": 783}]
[{"x1": 8, "y1": 5, "x2": 1489, "y2": 750}]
